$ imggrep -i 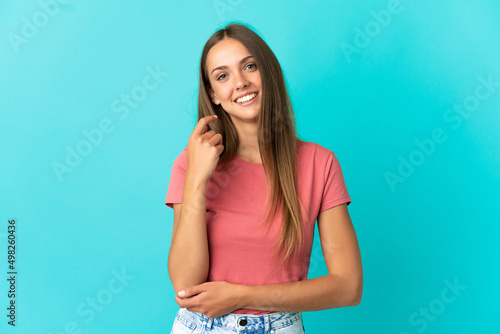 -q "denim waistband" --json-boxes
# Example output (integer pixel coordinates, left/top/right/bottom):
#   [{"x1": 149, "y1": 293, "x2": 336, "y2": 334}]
[{"x1": 176, "y1": 307, "x2": 303, "y2": 332}]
